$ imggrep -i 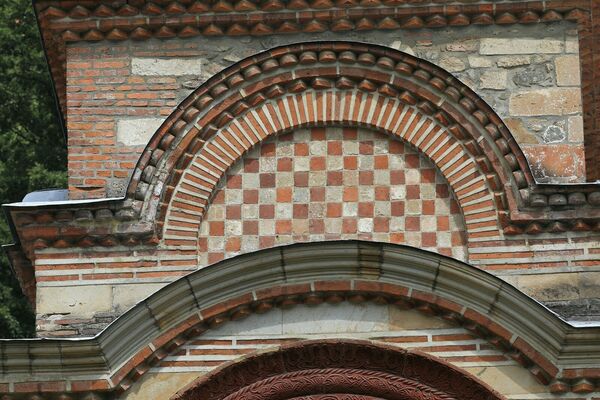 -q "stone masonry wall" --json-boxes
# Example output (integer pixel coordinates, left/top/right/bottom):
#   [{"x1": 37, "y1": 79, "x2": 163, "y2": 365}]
[
  {"x1": 65, "y1": 22, "x2": 583, "y2": 199},
  {"x1": 35, "y1": 21, "x2": 597, "y2": 338}
]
